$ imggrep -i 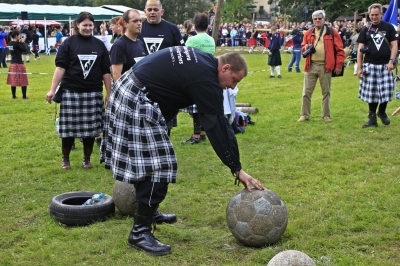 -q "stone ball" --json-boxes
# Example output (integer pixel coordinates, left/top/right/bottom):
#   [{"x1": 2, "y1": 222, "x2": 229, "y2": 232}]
[
  {"x1": 267, "y1": 250, "x2": 316, "y2": 266},
  {"x1": 112, "y1": 181, "x2": 137, "y2": 216}
]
